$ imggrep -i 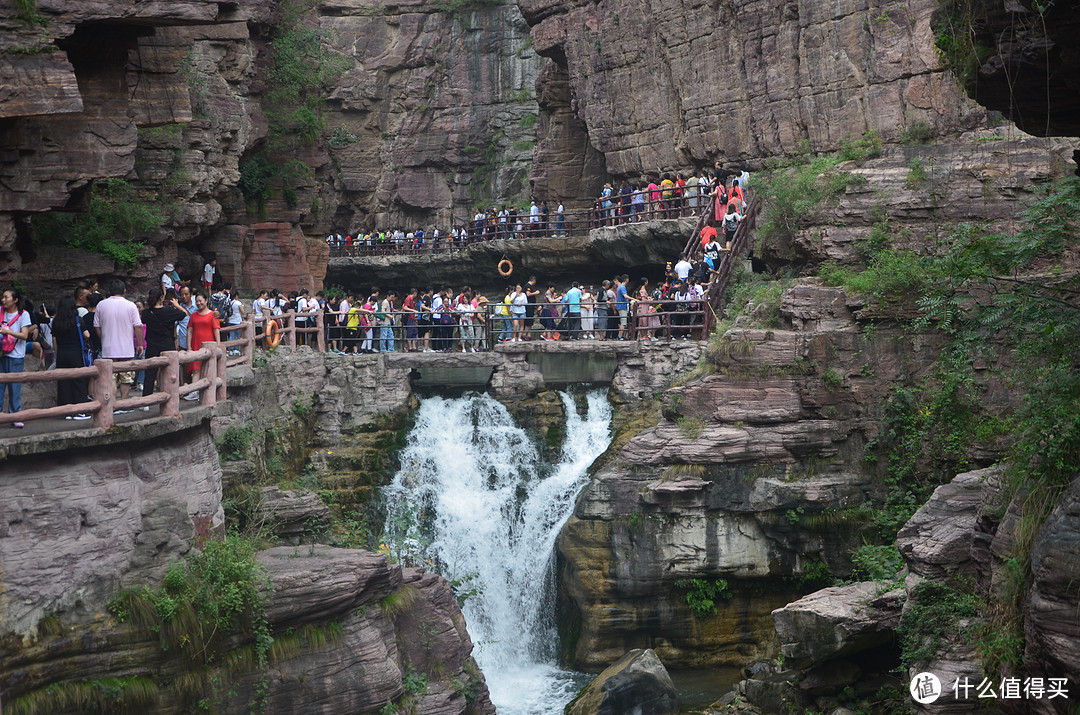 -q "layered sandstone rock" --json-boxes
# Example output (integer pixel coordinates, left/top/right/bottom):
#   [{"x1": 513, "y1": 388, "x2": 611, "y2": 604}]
[
  {"x1": 1, "y1": 542, "x2": 495, "y2": 714},
  {"x1": 320, "y1": 0, "x2": 541, "y2": 229},
  {"x1": 896, "y1": 466, "x2": 1004, "y2": 582},
  {"x1": 772, "y1": 581, "x2": 903, "y2": 670},
  {"x1": 1025, "y1": 476, "x2": 1080, "y2": 710},
  {"x1": 556, "y1": 282, "x2": 951, "y2": 671},
  {"x1": 0, "y1": 415, "x2": 224, "y2": 639},
  {"x1": 762, "y1": 133, "x2": 1076, "y2": 271},
  {"x1": 520, "y1": 0, "x2": 986, "y2": 191}
]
